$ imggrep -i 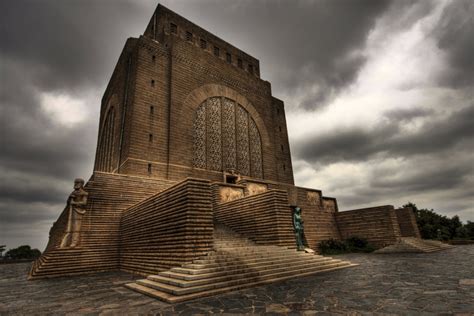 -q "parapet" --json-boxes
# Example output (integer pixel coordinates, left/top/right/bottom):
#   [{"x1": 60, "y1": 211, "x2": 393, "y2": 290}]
[{"x1": 143, "y1": 4, "x2": 261, "y2": 79}]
